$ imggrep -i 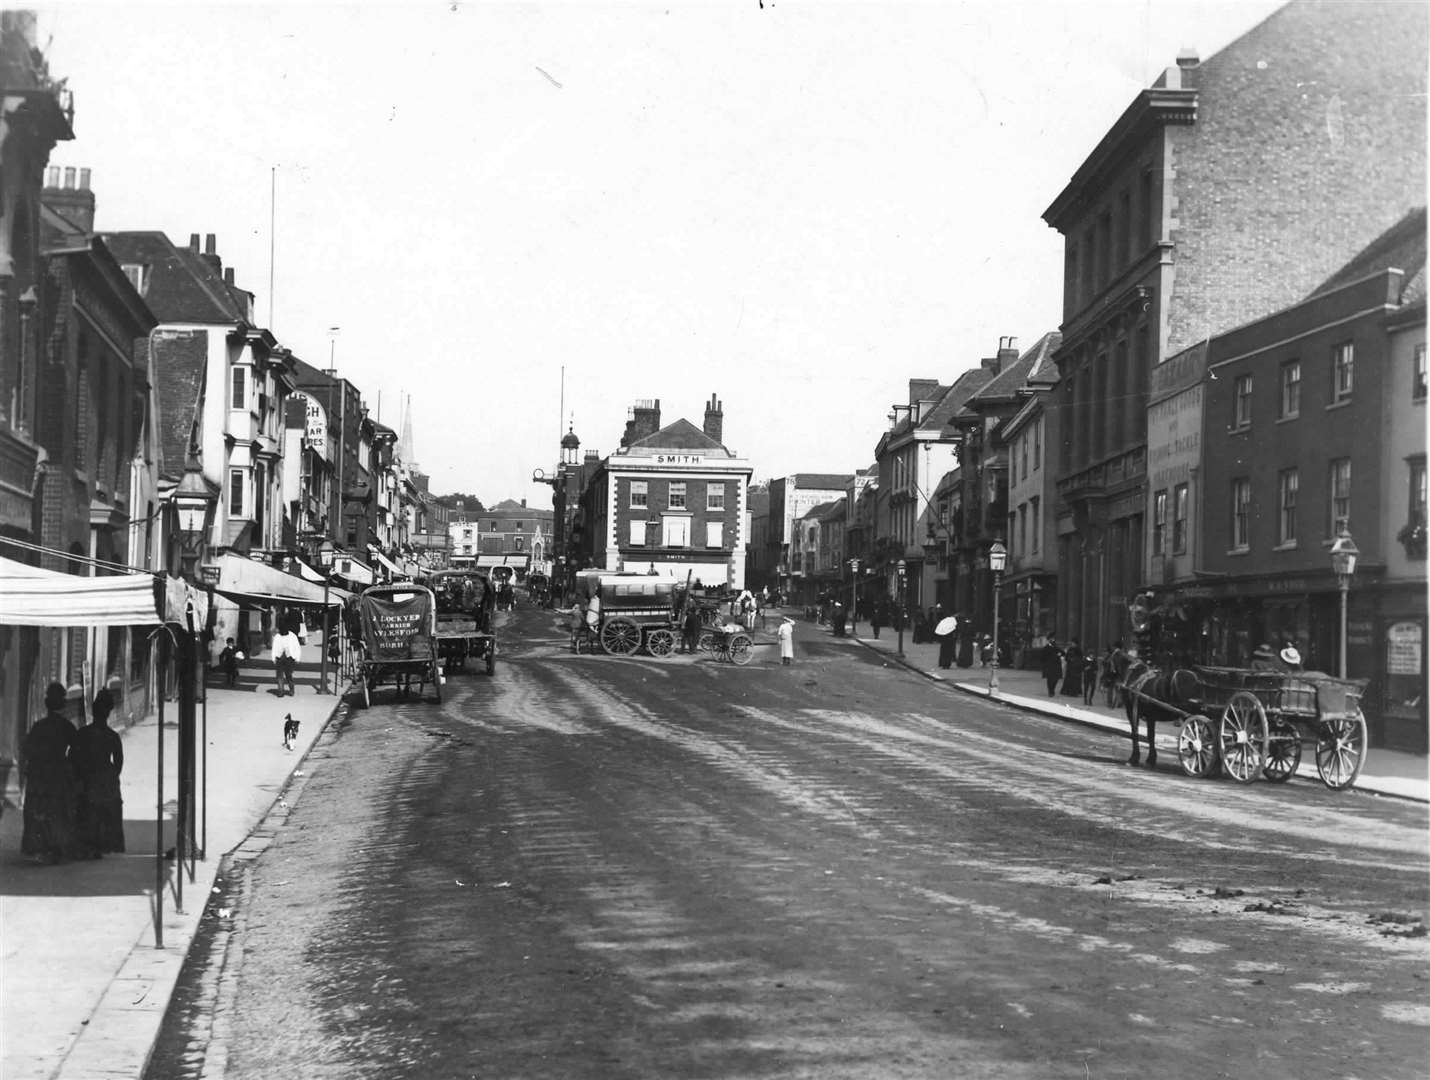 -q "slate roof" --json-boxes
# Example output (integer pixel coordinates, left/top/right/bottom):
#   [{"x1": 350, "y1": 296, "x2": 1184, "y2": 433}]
[
  {"x1": 964, "y1": 332, "x2": 1064, "y2": 412},
  {"x1": 802, "y1": 499, "x2": 841, "y2": 521},
  {"x1": 151, "y1": 329, "x2": 207, "y2": 483},
  {"x1": 1309, "y1": 206, "x2": 1427, "y2": 304},
  {"x1": 628, "y1": 417, "x2": 730, "y2": 454},
  {"x1": 102, "y1": 231, "x2": 252, "y2": 325},
  {"x1": 816, "y1": 498, "x2": 848, "y2": 523}
]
